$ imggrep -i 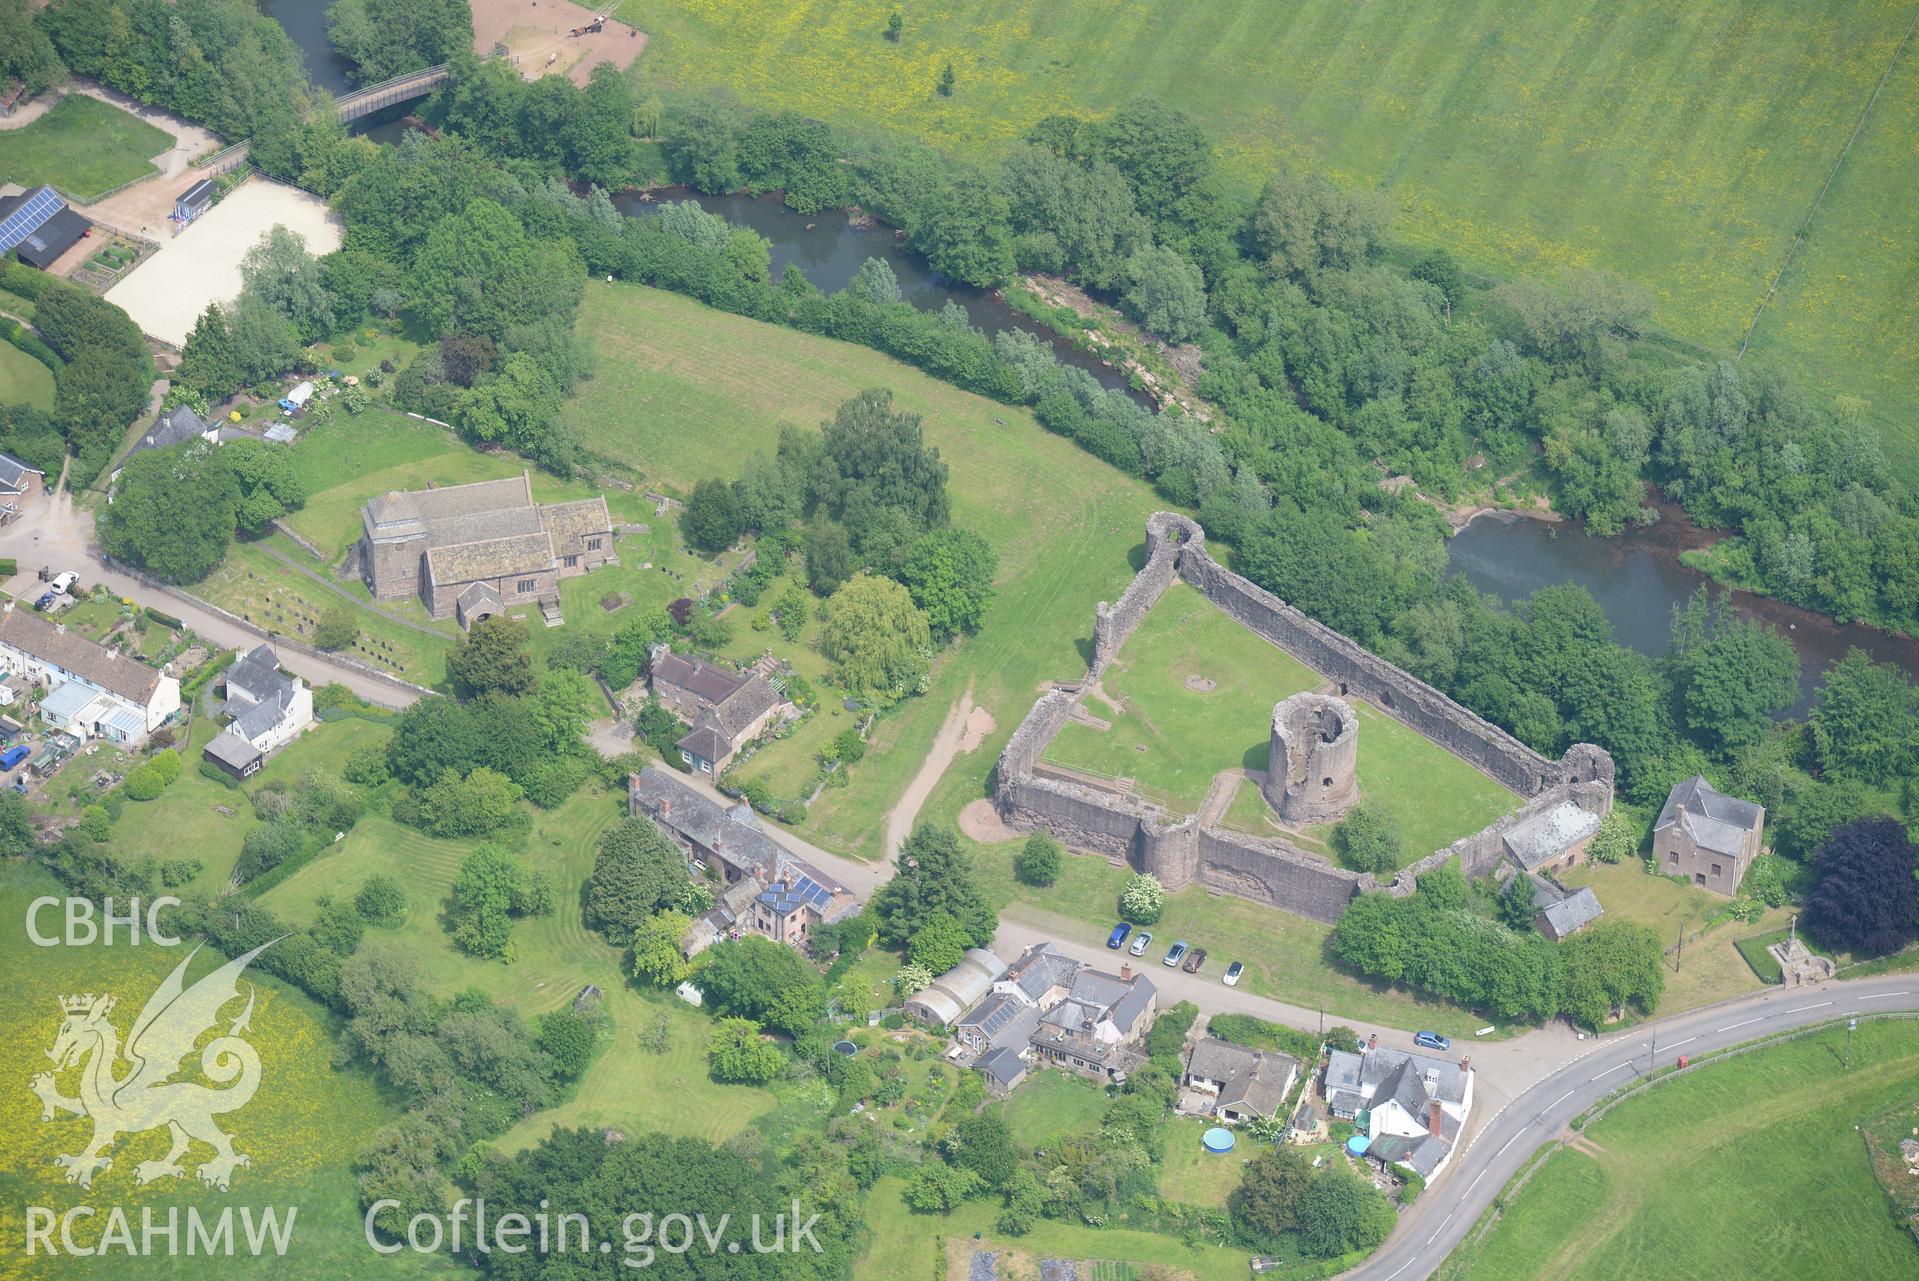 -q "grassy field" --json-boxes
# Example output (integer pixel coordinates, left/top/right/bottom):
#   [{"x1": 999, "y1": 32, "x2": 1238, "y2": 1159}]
[
  {"x1": 256, "y1": 783, "x2": 779, "y2": 1150},
  {"x1": 1444, "y1": 1019, "x2": 1919, "y2": 1281},
  {"x1": 1558, "y1": 860, "x2": 1793, "y2": 1015},
  {"x1": 858, "y1": 1173, "x2": 1252, "y2": 1281},
  {"x1": 1042, "y1": 581, "x2": 1321, "y2": 809},
  {"x1": 0, "y1": 342, "x2": 55, "y2": 410},
  {"x1": 0, "y1": 863, "x2": 447, "y2": 1280},
  {"x1": 1043, "y1": 582, "x2": 1519, "y2": 861},
  {"x1": 624, "y1": 0, "x2": 1919, "y2": 470},
  {"x1": 0, "y1": 94, "x2": 169, "y2": 201},
  {"x1": 562, "y1": 282, "x2": 1164, "y2": 859}
]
